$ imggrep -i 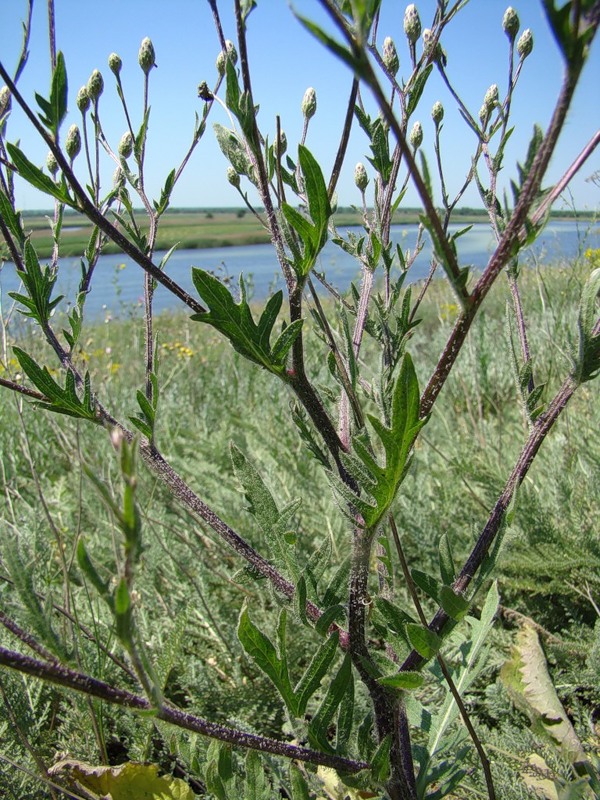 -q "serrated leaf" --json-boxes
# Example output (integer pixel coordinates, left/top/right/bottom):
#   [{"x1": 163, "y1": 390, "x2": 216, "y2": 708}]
[
  {"x1": 0, "y1": 190, "x2": 25, "y2": 246},
  {"x1": 295, "y1": 632, "x2": 339, "y2": 716},
  {"x1": 370, "y1": 734, "x2": 391, "y2": 782},
  {"x1": 406, "y1": 623, "x2": 441, "y2": 660},
  {"x1": 308, "y1": 654, "x2": 353, "y2": 753},
  {"x1": 575, "y1": 267, "x2": 600, "y2": 383},
  {"x1": 406, "y1": 63, "x2": 433, "y2": 118},
  {"x1": 238, "y1": 606, "x2": 297, "y2": 714},
  {"x1": 289, "y1": 764, "x2": 310, "y2": 800},
  {"x1": 6, "y1": 142, "x2": 74, "y2": 205},
  {"x1": 411, "y1": 569, "x2": 440, "y2": 604}
]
